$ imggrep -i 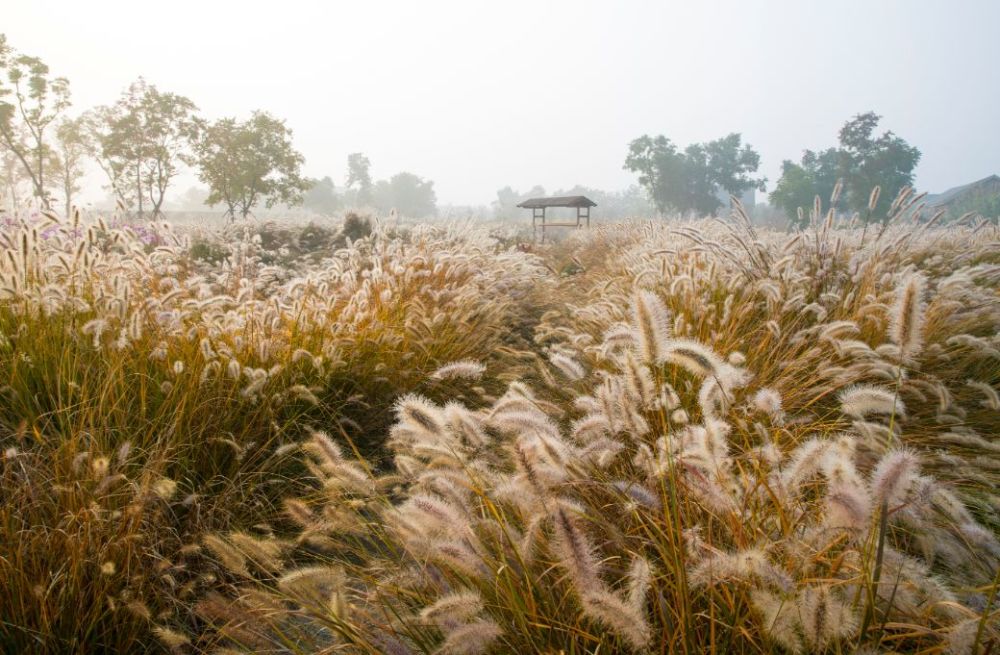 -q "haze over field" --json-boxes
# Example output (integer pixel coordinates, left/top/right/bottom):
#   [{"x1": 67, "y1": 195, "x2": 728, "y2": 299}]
[
  {"x1": 6, "y1": 0, "x2": 1000, "y2": 205},
  {"x1": 4, "y1": 3, "x2": 1000, "y2": 654}
]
